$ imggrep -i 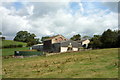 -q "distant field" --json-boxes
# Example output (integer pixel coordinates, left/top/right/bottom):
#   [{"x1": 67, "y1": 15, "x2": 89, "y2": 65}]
[
  {"x1": 2, "y1": 47, "x2": 29, "y2": 56},
  {"x1": 2, "y1": 48, "x2": 118, "y2": 78},
  {"x1": 2, "y1": 40, "x2": 27, "y2": 47}
]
